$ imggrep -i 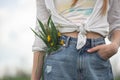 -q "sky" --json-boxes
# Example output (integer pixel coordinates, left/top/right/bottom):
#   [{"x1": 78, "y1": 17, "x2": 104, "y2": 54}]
[
  {"x1": 0, "y1": 0, "x2": 36, "y2": 77},
  {"x1": 0, "y1": 0, "x2": 120, "y2": 78}
]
